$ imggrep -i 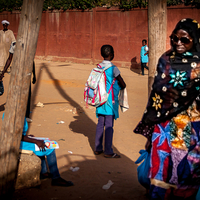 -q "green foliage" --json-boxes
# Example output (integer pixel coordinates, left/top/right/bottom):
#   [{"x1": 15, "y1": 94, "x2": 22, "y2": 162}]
[
  {"x1": 119, "y1": 0, "x2": 148, "y2": 10},
  {"x1": 0, "y1": 0, "x2": 23, "y2": 12},
  {"x1": 184, "y1": 0, "x2": 200, "y2": 8},
  {"x1": 167, "y1": 0, "x2": 184, "y2": 6},
  {"x1": 43, "y1": 0, "x2": 96, "y2": 11},
  {"x1": 0, "y1": 0, "x2": 200, "y2": 12}
]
